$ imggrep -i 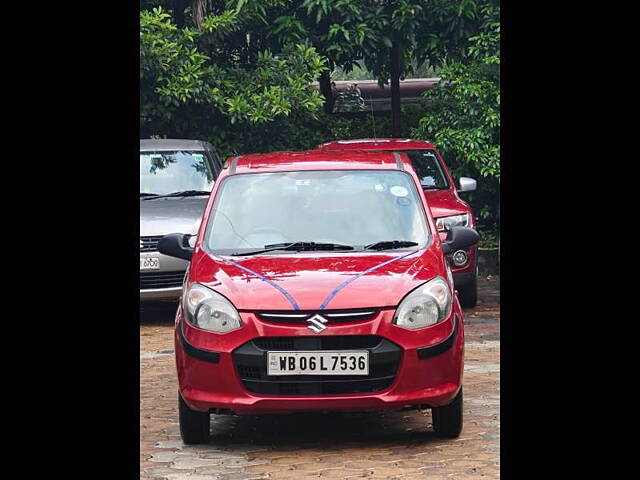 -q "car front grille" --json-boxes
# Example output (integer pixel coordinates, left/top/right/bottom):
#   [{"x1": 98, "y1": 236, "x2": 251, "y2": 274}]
[
  {"x1": 255, "y1": 309, "x2": 378, "y2": 324},
  {"x1": 140, "y1": 236, "x2": 163, "y2": 252},
  {"x1": 140, "y1": 271, "x2": 184, "y2": 290},
  {"x1": 233, "y1": 335, "x2": 402, "y2": 395}
]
